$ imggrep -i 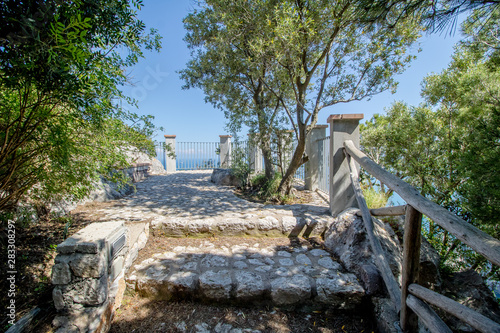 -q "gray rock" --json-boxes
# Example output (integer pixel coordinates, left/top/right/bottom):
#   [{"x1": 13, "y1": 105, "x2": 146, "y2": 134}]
[
  {"x1": 254, "y1": 265, "x2": 272, "y2": 272},
  {"x1": 175, "y1": 321, "x2": 187, "y2": 332},
  {"x1": 309, "y1": 249, "x2": 329, "y2": 257},
  {"x1": 257, "y1": 216, "x2": 280, "y2": 231},
  {"x1": 234, "y1": 271, "x2": 265, "y2": 299},
  {"x1": 201, "y1": 254, "x2": 228, "y2": 268},
  {"x1": 271, "y1": 275, "x2": 311, "y2": 305},
  {"x1": 248, "y1": 259, "x2": 264, "y2": 266},
  {"x1": 53, "y1": 287, "x2": 65, "y2": 310},
  {"x1": 199, "y1": 270, "x2": 232, "y2": 300},
  {"x1": 276, "y1": 251, "x2": 292, "y2": 257},
  {"x1": 165, "y1": 271, "x2": 198, "y2": 296},
  {"x1": 296, "y1": 254, "x2": 312, "y2": 265},
  {"x1": 360, "y1": 264, "x2": 382, "y2": 295},
  {"x1": 372, "y1": 296, "x2": 401, "y2": 333},
  {"x1": 317, "y1": 257, "x2": 340, "y2": 270},
  {"x1": 324, "y1": 208, "x2": 402, "y2": 287},
  {"x1": 195, "y1": 322, "x2": 211, "y2": 333},
  {"x1": 68, "y1": 253, "x2": 106, "y2": 278},
  {"x1": 211, "y1": 168, "x2": 240, "y2": 186},
  {"x1": 52, "y1": 263, "x2": 71, "y2": 285},
  {"x1": 233, "y1": 261, "x2": 248, "y2": 269},
  {"x1": 278, "y1": 258, "x2": 294, "y2": 266},
  {"x1": 62, "y1": 274, "x2": 108, "y2": 306},
  {"x1": 315, "y1": 273, "x2": 364, "y2": 308},
  {"x1": 215, "y1": 322, "x2": 233, "y2": 333}
]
